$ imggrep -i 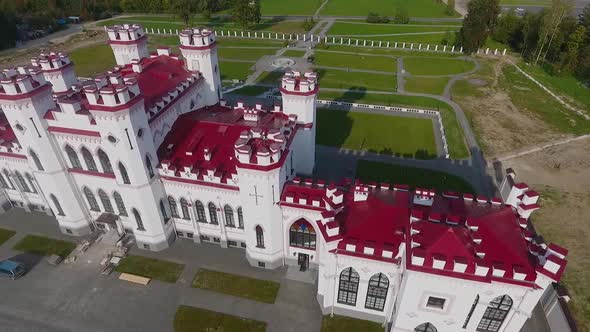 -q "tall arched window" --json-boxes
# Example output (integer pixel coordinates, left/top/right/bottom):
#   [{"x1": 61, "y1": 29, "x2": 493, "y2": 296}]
[
  {"x1": 145, "y1": 155, "x2": 154, "y2": 178},
  {"x1": 81, "y1": 147, "x2": 97, "y2": 171},
  {"x1": 237, "y1": 207, "x2": 244, "y2": 229},
  {"x1": 208, "y1": 202, "x2": 218, "y2": 224},
  {"x1": 289, "y1": 219, "x2": 316, "y2": 249},
  {"x1": 49, "y1": 194, "x2": 65, "y2": 216},
  {"x1": 98, "y1": 189, "x2": 114, "y2": 213},
  {"x1": 2, "y1": 170, "x2": 14, "y2": 189},
  {"x1": 224, "y1": 205, "x2": 234, "y2": 227},
  {"x1": 118, "y1": 162, "x2": 130, "y2": 184},
  {"x1": 415, "y1": 323, "x2": 437, "y2": 332},
  {"x1": 83, "y1": 187, "x2": 100, "y2": 211},
  {"x1": 97, "y1": 149, "x2": 113, "y2": 173},
  {"x1": 15, "y1": 171, "x2": 30, "y2": 192},
  {"x1": 30, "y1": 149, "x2": 43, "y2": 171},
  {"x1": 113, "y1": 191, "x2": 127, "y2": 216},
  {"x1": 195, "y1": 201, "x2": 206, "y2": 222},
  {"x1": 25, "y1": 173, "x2": 37, "y2": 193},
  {"x1": 338, "y1": 267, "x2": 359, "y2": 306},
  {"x1": 160, "y1": 200, "x2": 169, "y2": 222},
  {"x1": 365, "y1": 273, "x2": 389, "y2": 311},
  {"x1": 168, "y1": 196, "x2": 179, "y2": 218},
  {"x1": 133, "y1": 208, "x2": 145, "y2": 231},
  {"x1": 65, "y1": 145, "x2": 81, "y2": 169},
  {"x1": 0, "y1": 172, "x2": 9, "y2": 189},
  {"x1": 255, "y1": 225, "x2": 264, "y2": 248},
  {"x1": 477, "y1": 295, "x2": 513, "y2": 332},
  {"x1": 180, "y1": 198, "x2": 190, "y2": 220}
]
